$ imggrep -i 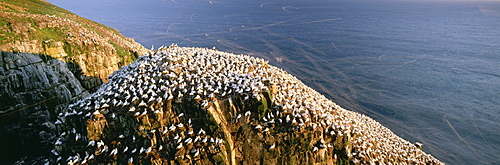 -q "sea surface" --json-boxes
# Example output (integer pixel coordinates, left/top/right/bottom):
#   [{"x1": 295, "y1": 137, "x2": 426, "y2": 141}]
[{"x1": 48, "y1": 0, "x2": 500, "y2": 164}]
